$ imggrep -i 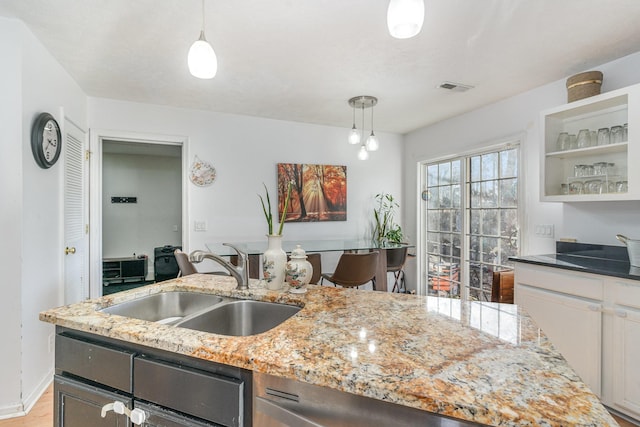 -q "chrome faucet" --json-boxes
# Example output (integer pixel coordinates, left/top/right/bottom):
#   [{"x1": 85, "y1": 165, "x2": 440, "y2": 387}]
[{"x1": 189, "y1": 244, "x2": 250, "y2": 290}]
